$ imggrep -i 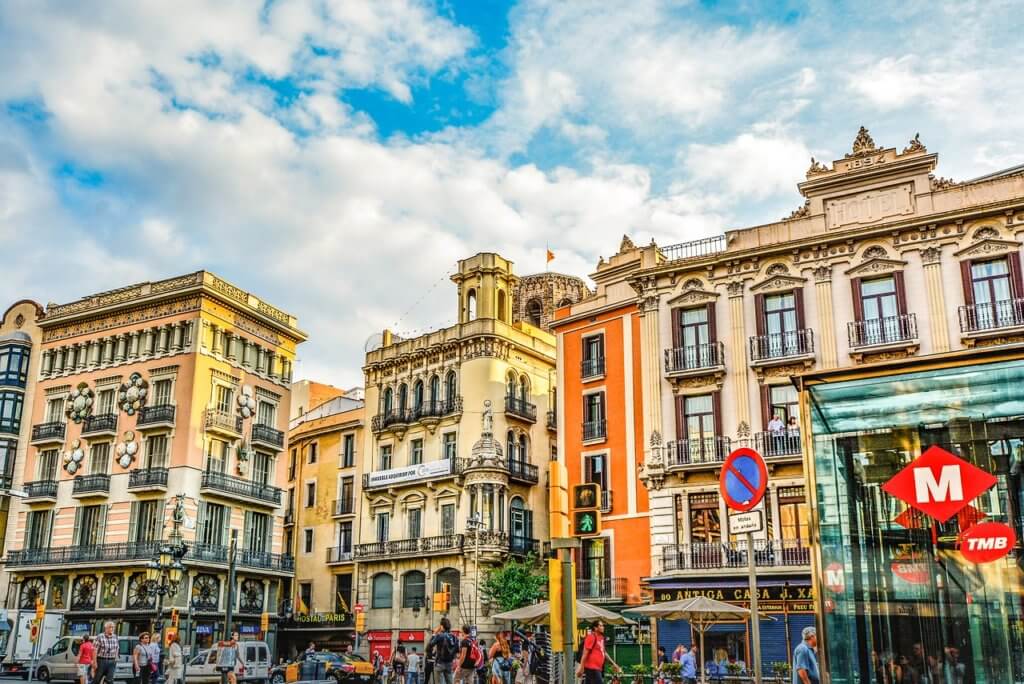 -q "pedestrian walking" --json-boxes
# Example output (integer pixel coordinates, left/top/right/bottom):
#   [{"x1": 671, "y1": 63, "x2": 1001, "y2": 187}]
[
  {"x1": 217, "y1": 632, "x2": 240, "y2": 684},
  {"x1": 408, "y1": 647, "x2": 422, "y2": 684},
  {"x1": 94, "y1": 622, "x2": 120, "y2": 684},
  {"x1": 133, "y1": 633, "x2": 154, "y2": 684},
  {"x1": 78, "y1": 635, "x2": 95, "y2": 684},
  {"x1": 455, "y1": 625, "x2": 481, "y2": 684},
  {"x1": 165, "y1": 633, "x2": 184, "y2": 684},
  {"x1": 792, "y1": 627, "x2": 820, "y2": 684},
  {"x1": 575, "y1": 621, "x2": 621, "y2": 684},
  {"x1": 426, "y1": 617, "x2": 459, "y2": 684},
  {"x1": 679, "y1": 645, "x2": 697, "y2": 684}
]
